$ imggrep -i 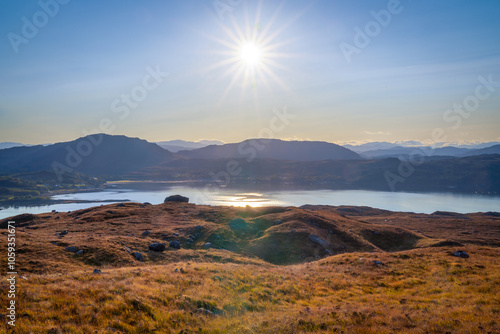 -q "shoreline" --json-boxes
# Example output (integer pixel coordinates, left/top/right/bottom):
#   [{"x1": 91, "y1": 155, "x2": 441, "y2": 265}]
[{"x1": 0, "y1": 198, "x2": 129, "y2": 209}]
